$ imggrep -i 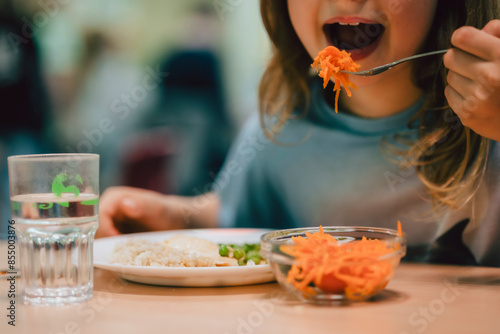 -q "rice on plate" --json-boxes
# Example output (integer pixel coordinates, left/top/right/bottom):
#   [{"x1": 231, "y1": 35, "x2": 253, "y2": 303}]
[{"x1": 110, "y1": 235, "x2": 239, "y2": 267}]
